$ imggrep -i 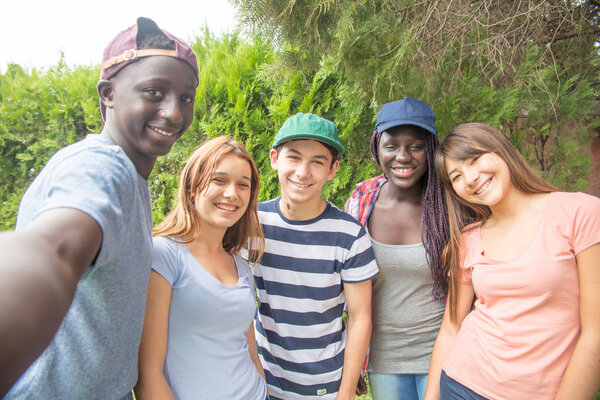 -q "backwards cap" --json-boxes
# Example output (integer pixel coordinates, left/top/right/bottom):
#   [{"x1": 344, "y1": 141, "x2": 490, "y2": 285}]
[{"x1": 99, "y1": 17, "x2": 199, "y2": 120}]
